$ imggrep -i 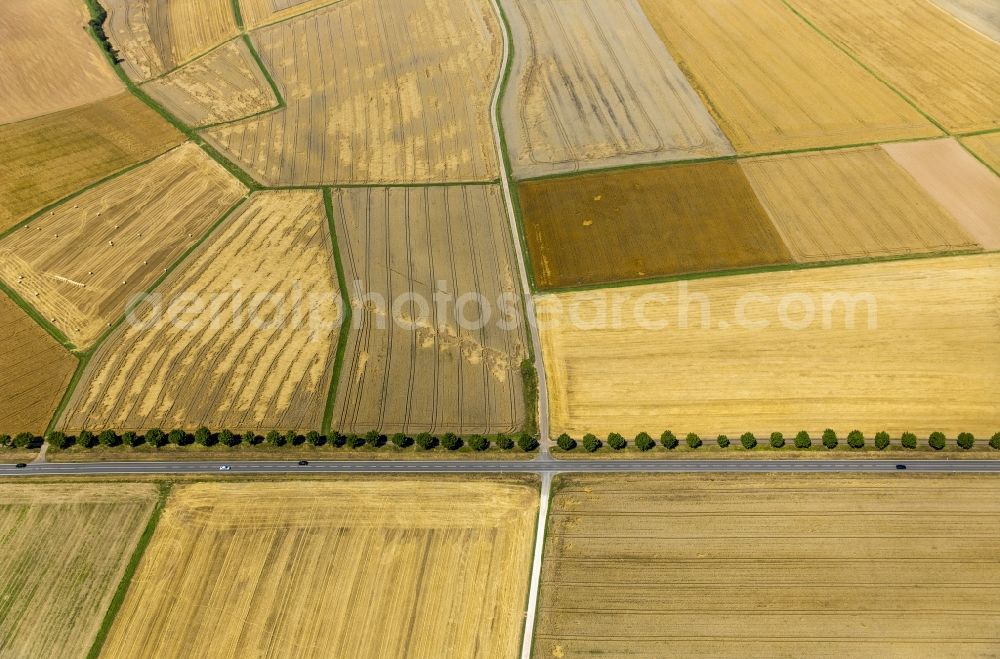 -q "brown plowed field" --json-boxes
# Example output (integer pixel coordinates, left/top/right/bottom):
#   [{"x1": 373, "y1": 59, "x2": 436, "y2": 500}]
[
  {"x1": 59, "y1": 191, "x2": 340, "y2": 433},
  {"x1": 0, "y1": 0, "x2": 123, "y2": 125},
  {"x1": 0, "y1": 293, "x2": 76, "y2": 435},
  {"x1": 963, "y1": 132, "x2": 1000, "y2": 174},
  {"x1": 535, "y1": 473, "x2": 1000, "y2": 658},
  {"x1": 790, "y1": 0, "x2": 1000, "y2": 134},
  {"x1": 100, "y1": 478, "x2": 537, "y2": 659},
  {"x1": 330, "y1": 185, "x2": 526, "y2": 434},
  {"x1": 538, "y1": 254, "x2": 1000, "y2": 438},
  {"x1": 0, "y1": 94, "x2": 184, "y2": 233},
  {"x1": 637, "y1": 0, "x2": 940, "y2": 153},
  {"x1": 931, "y1": 0, "x2": 1000, "y2": 41},
  {"x1": 0, "y1": 143, "x2": 249, "y2": 349},
  {"x1": 741, "y1": 146, "x2": 980, "y2": 262},
  {"x1": 104, "y1": 0, "x2": 238, "y2": 81},
  {"x1": 500, "y1": 0, "x2": 732, "y2": 179},
  {"x1": 204, "y1": 0, "x2": 501, "y2": 184},
  {"x1": 883, "y1": 139, "x2": 1000, "y2": 250},
  {"x1": 143, "y1": 39, "x2": 278, "y2": 127},
  {"x1": 0, "y1": 483, "x2": 158, "y2": 659},
  {"x1": 519, "y1": 162, "x2": 792, "y2": 290}
]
